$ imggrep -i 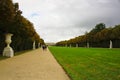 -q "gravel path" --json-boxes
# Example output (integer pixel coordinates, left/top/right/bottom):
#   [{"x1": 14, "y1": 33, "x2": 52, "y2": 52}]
[{"x1": 0, "y1": 48, "x2": 70, "y2": 80}]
